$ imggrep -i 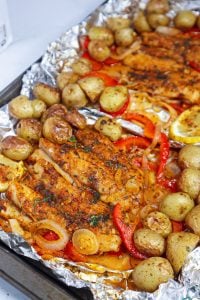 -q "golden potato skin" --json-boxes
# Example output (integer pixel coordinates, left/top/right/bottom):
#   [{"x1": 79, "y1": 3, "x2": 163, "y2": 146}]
[
  {"x1": 31, "y1": 99, "x2": 47, "y2": 118},
  {"x1": 178, "y1": 145, "x2": 200, "y2": 170},
  {"x1": 133, "y1": 11, "x2": 152, "y2": 33},
  {"x1": 88, "y1": 26, "x2": 114, "y2": 46},
  {"x1": 56, "y1": 72, "x2": 79, "y2": 90},
  {"x1": 64, "y1": 108, "x2": 86, "y2": 129},
  {"x1": 33, "y1": 83, "x2": 60, "y2": 106},
  {"x1": 134, "y1": 228, "x2": 165, "y2": 256},
  {"x1": 166, "y1": 232, "x2": 199, "y2": 273},
  {"x1": 146, "y1": 0, "x2": 169, "y2": 14},
  {"x1": 16, "y1": 119, "x2": 42, "y2": 144},
  {"x1": 78, "y1": 76, "x2": 105, "y2": 103},
  {"x1": 107, "y1": 17, "x2": 131, "y2": 31},
  {"x1": 88, "y1": 40, "x2": 111, "y2": 62},
  {"x1": 132, "y1": 257, "x2": 174, "y2": 292},
  {"x1": 178, "y1": 168, "x2": 200, "y2": 199},
  {"x1": 115, "y1": 28, "x2": 136, "y2": 47},
  {"x1": 1, "y1": 136, "x2": 33, "y2": 161},
  {"x1": 159, "y1": 192, "x2": 194, "y2": 221},
  {"x1": 99, "y1": 86, "x2": 128, "y2": 113},
  {"x1": 174, "y1": 10, "x2": 197, "y2": 30},
  {"x1": 41, "y1": 104, "x2": 68, "y2": 123},
  {"x1": 94, "y1": 117, "x2": 122, "y2": 141},
  {"x1": 42, "y1": 116, "x2": 72, "y2": 144},
  {"x1": 72, "y1": 58, "x2": 92, "y2": 76},
  {"x1": 62, "y1": 83, "x2": 88, "y2": 108},
  {"x1": 185, "y1": 204, "x2": 200, "y2": 235},
  {"x1": 147, "y1": 13, "x2": 170, "y2": 29},
  {"x1": 143, "y1": 211, "x2": 172, "y2": 238},
  {"x1": 8, "y1": 96, "x2": 34, "y2": 119}
]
